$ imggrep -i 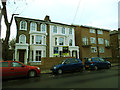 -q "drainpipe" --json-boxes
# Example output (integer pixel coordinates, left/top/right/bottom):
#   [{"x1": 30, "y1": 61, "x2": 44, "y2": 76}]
[{"x1": 96, "y1": 29, "x2": 99, "y2": 57}]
